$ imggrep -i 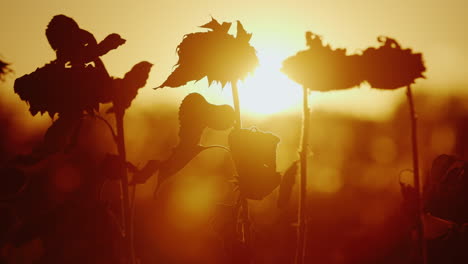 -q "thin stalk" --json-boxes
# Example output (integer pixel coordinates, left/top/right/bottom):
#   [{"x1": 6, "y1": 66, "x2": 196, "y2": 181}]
[
  {"x1": 115, "y1": 110, "x2": 135, "y2": 264},
  {"x1": 231, "y1": 82, "x2": 242, "y2": 129},
  {"x1": 295, "y1": 86, "x2": 309, "y2": 264},
  {"x1": 406, "y1": 85, "x2": 427, "y2": 264},
  {"x1": 130, "y1": 185, "x2": 137, "y2": 264},
  {"x1": 231, "y1": 82, "x2": 250, "y2": 246}
]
